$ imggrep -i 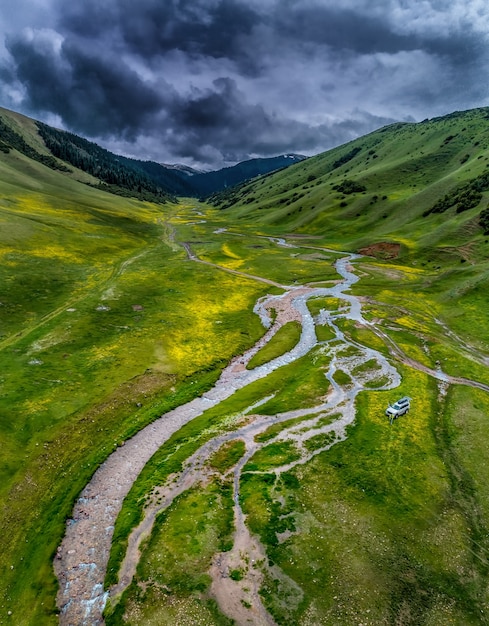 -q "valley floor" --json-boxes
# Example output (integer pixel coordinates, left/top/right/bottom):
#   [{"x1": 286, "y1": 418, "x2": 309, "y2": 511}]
[
  {"x1": 3, "y1": 199, "x2": 489, "y2": 626},
  {"x1": 55, "y1": 205, "x2": 489, "y2": 625}
]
